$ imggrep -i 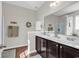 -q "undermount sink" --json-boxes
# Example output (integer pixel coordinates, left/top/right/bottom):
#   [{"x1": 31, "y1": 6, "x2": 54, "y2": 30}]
[{"x1": 67, "y1": 37, "x2": 76, "y2": 41}]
